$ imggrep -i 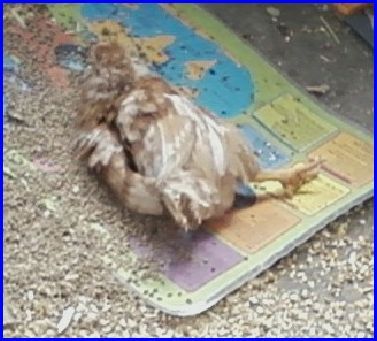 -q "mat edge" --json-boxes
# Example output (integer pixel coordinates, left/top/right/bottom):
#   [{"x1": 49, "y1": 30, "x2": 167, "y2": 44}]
[{"x1": 116, "y1": 189, "x2": 372, "y2": 316}]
